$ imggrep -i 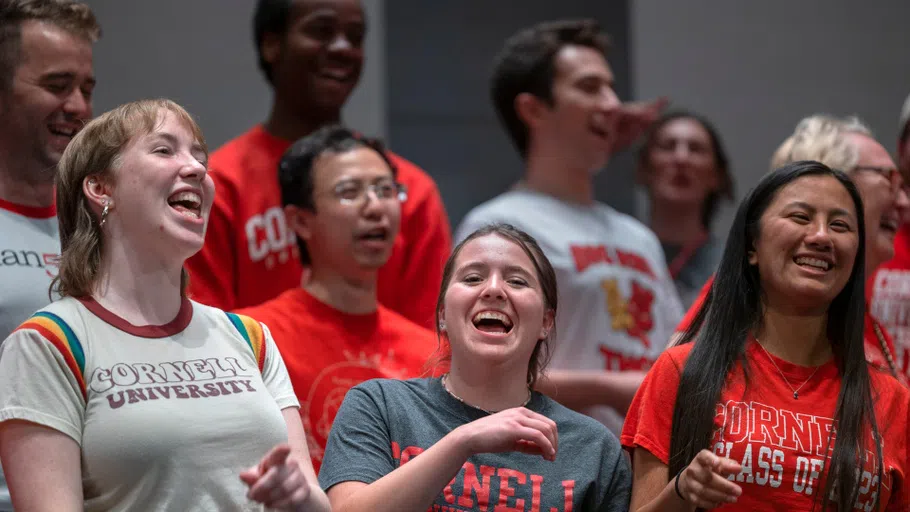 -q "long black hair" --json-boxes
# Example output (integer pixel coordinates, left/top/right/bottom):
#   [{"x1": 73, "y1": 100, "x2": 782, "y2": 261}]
[{"x1": 669, "y1": 160, "x2": 882, "y2": 511}]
